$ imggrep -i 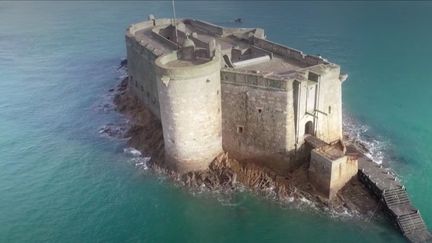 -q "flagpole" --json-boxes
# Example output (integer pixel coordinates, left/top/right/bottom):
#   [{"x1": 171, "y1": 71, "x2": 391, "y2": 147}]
[{"x1": 171, "y1": 0, "x2": 179, "y2": 47}]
